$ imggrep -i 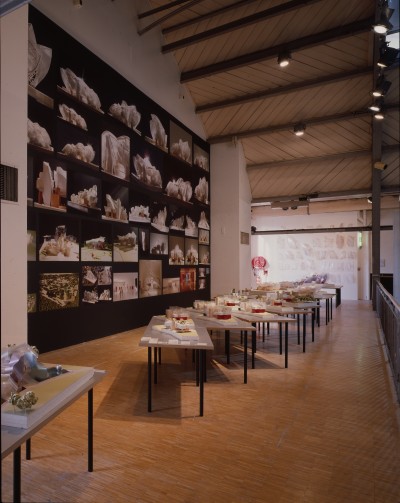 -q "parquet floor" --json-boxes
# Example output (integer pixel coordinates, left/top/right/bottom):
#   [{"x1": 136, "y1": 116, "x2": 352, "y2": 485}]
[{"x1": 2, "y1": 300, "x2": 400, "y2": 503}]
